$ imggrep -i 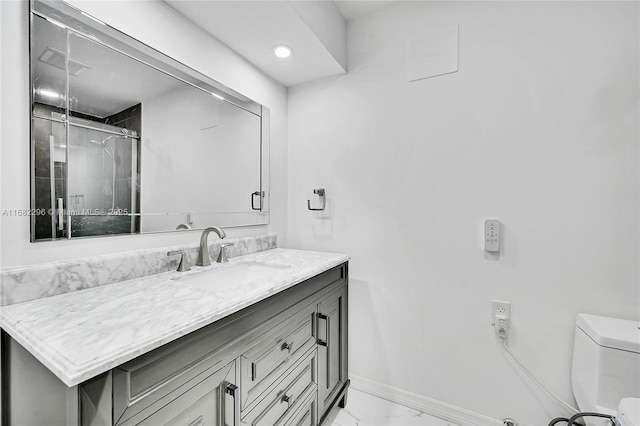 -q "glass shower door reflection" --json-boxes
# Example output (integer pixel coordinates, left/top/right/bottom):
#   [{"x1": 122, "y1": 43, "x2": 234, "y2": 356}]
[
  {"x1": 67, "y1": 119, "x2": 138, "y2": 237},
  {"x1": 32, "y1": 113, "x2": 67, "y2": 240}
]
